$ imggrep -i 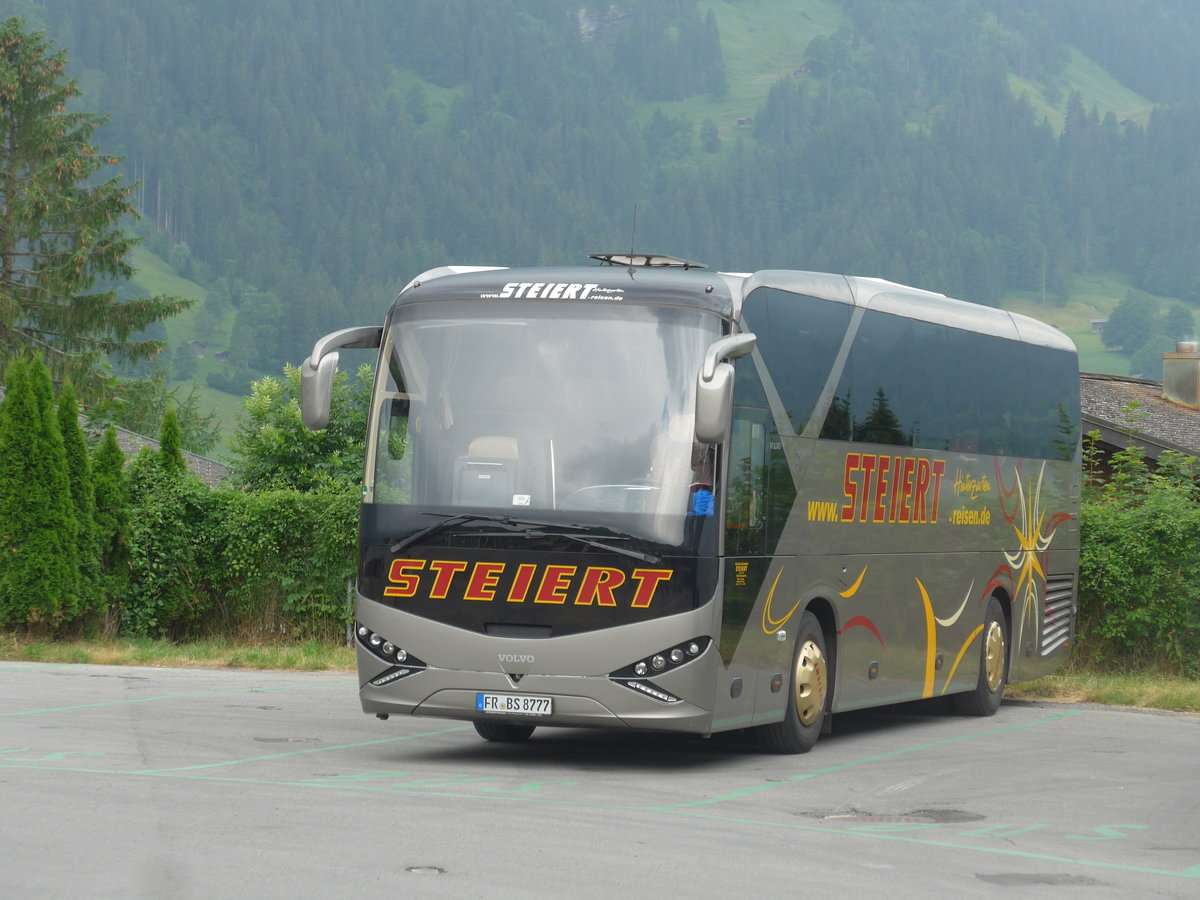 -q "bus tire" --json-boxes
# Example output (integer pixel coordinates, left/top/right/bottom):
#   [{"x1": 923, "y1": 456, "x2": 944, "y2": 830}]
[
  {"x1": 951, "y1": 596, "x2": 1008, "y2": 717},
  {"x1": 758, "y1": 611, "x2": 829, "y2": 754},
  {"x1": 473, "y1": 720, "x2": 536, "y2": 743}
]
